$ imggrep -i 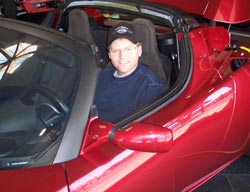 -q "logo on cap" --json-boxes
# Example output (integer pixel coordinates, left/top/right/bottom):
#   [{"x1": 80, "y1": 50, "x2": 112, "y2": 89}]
[
  {"x1": 108, "y1": 22, "x2": 137, "y2": 45},
  {"x1": 114, "y1": 26, "x2": 133, "y2": 34}
]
